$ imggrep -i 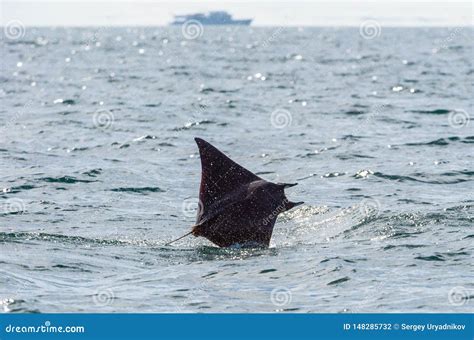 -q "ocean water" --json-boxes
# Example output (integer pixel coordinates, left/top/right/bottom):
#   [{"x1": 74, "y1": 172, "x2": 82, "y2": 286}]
[{"x1": 0, "y1": 26, "x2": 473, "y2": 313}]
